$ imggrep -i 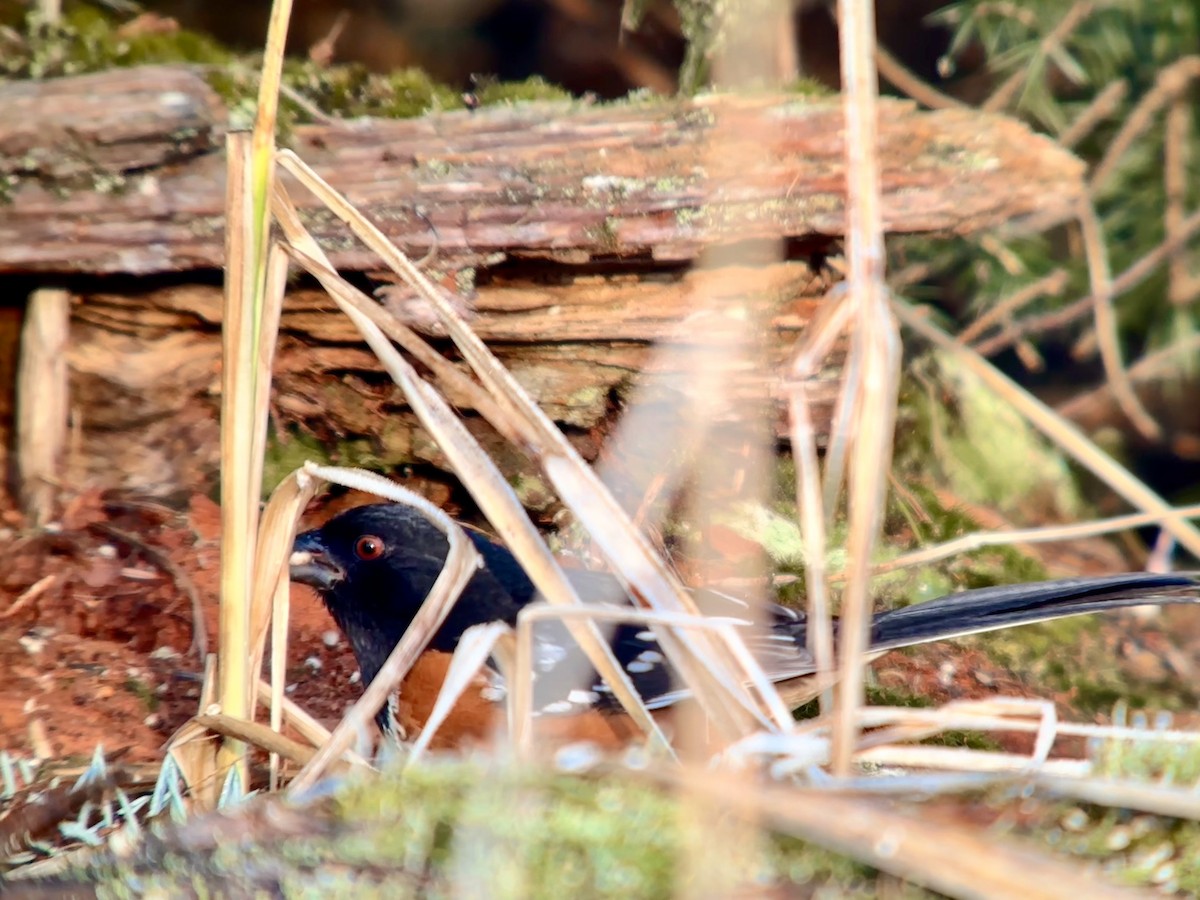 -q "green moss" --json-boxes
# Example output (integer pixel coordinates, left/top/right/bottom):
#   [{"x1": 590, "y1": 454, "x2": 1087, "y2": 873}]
[
  {"x1": 1, "y1": 7, "x2": 577, "y2": 132},
  {"x1": 474, "y1": 76, "x2": 573, "y2": 106},
  {"x1": 971, "y1": 616, "x2": 1199, "y2": 717},
  {"x1": 277, "y1": 60, "x2": 460, "y2": 120},
  {"x1": 328, "y1": 762, "x2": 921, "y2": 898},
  {"x1": 59, "y1": 762, "x2": 935, "y2": 895},
  {"x1": 1, "y1": 6, "x2": 233, "y2": 80},
  {"x1": 508, "y1": 473, "x2": 555, "y2": 512},
  {"x1": 262, "y1": 427, "x2": 335, "y2": 494},
  {"x1": 992, "y1": 792, "x2": 1200, "y2": 893},
  {"x1": 897, "y1": 352, "x2": 1084, "y2": 521},
  {"x1": 1092, "y1": 711, "x2": 1200, "y2": 784},
  {"x1": 785, "y1": 76, "x2": 832, "y2": 97}
]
